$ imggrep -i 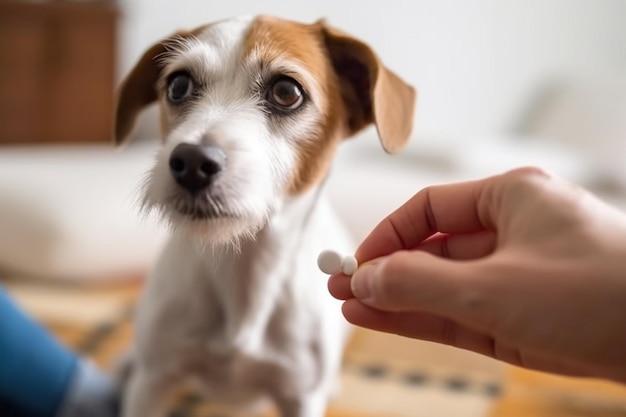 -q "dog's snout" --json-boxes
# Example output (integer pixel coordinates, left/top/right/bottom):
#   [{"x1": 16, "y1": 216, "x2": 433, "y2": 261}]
[{"x1": 169, "y1": 143, "x2": 226, "y2": 193}]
